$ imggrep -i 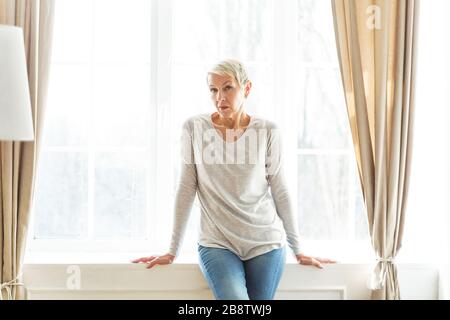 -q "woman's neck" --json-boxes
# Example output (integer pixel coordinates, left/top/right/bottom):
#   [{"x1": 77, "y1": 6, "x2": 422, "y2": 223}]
[{"x1": 214, "y1": 111, "x2": 250, "y2": 130}]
